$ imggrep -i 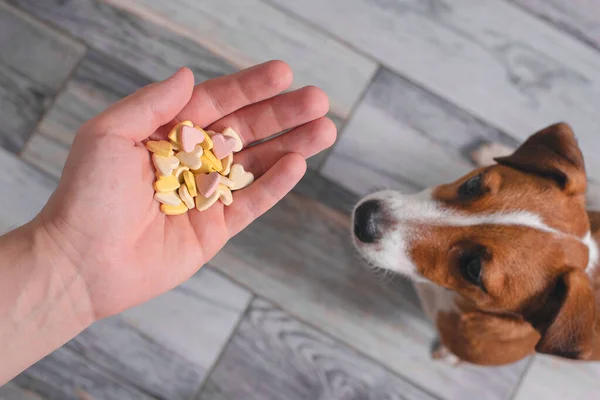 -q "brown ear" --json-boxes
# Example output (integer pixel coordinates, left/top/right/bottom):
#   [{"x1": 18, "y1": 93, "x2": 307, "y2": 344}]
[
  {"x1": 531, "y1": 269, "x2": 595, "y2": 359},
  {"x1": 494, "y1": 123, "x2": 586, "y2": 195}
]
